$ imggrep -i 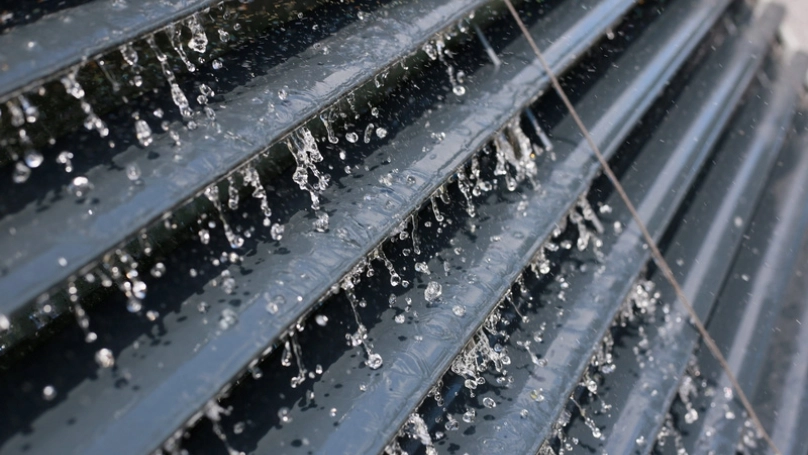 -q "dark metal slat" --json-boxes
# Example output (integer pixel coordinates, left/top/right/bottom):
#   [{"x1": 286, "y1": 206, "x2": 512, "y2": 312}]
[
  {"x1": 575, "y1": 32, "x2": 799, "y2": 455},
  {"x1": 0, "y1": 1, "x2": 634, "y2": 454},
  {"x1": 407, "y1": 3, "x2": 778, "y2": 453},
  {"x1": 199, "y1": 3, "x2": 735, "y2": 452},
  {"x1": 0, "y1": 0, "x2": 216, "y2": 98},
  {"x1": 0, "y1": 0, "x2": 215, "y2": 101},
  {"x1": 677, "y1": 58, "x2": 808, "y2": 454},
  {"x1": 747, "y1": 144, "x2": 808, "y2": 454},
  {"x1": 0, "y1": 0, "x2": 493, "y2": 325}
]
